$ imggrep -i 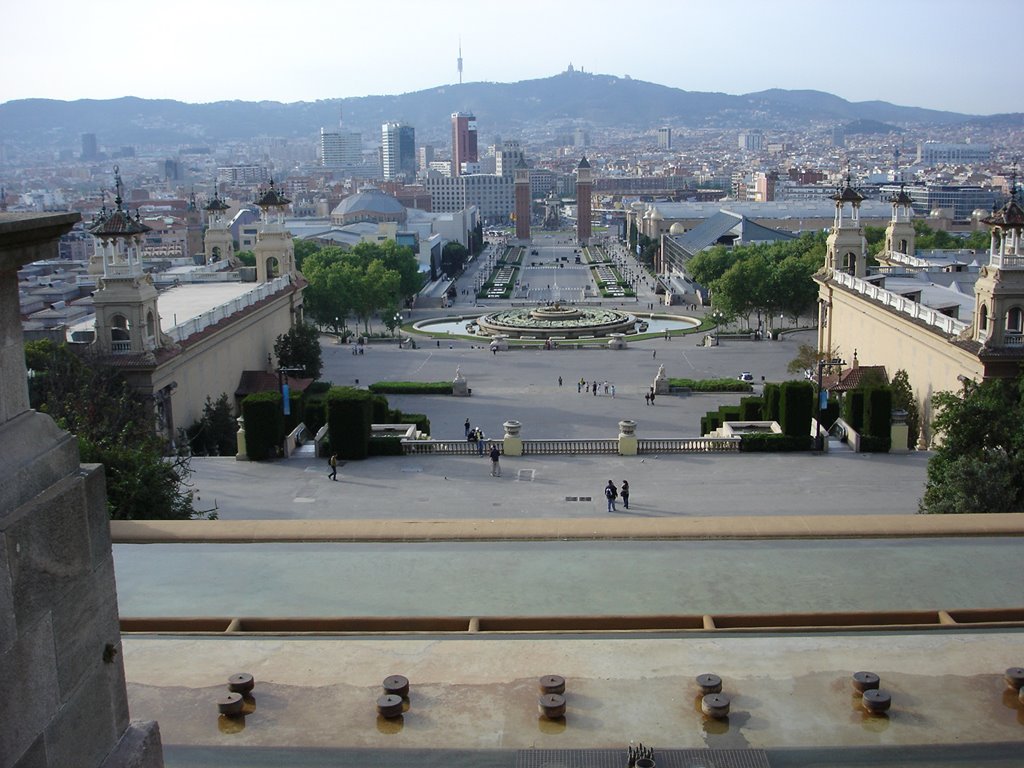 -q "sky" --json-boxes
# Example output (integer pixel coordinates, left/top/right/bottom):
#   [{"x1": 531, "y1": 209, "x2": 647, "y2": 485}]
[{"x1": 4, "y1": 0, "x2": 1020, "y2": 115}]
